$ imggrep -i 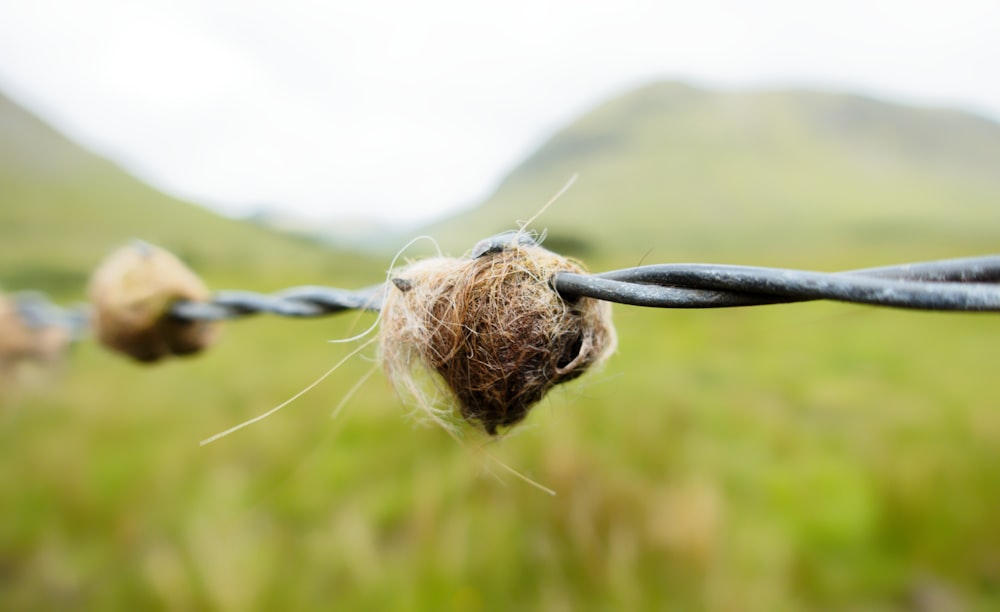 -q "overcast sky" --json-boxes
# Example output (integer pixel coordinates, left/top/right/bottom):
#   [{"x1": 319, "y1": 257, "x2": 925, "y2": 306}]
[{"x1": 1, "y1": 0, "x2": 998, "y2": 226}]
